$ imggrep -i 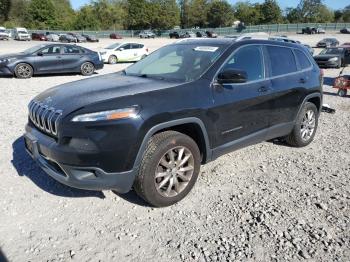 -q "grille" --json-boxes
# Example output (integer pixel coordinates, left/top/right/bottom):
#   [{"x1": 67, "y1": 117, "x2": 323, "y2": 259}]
[{"x1": 28, "y1": 100, "x2": 62, "y2": 137}]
